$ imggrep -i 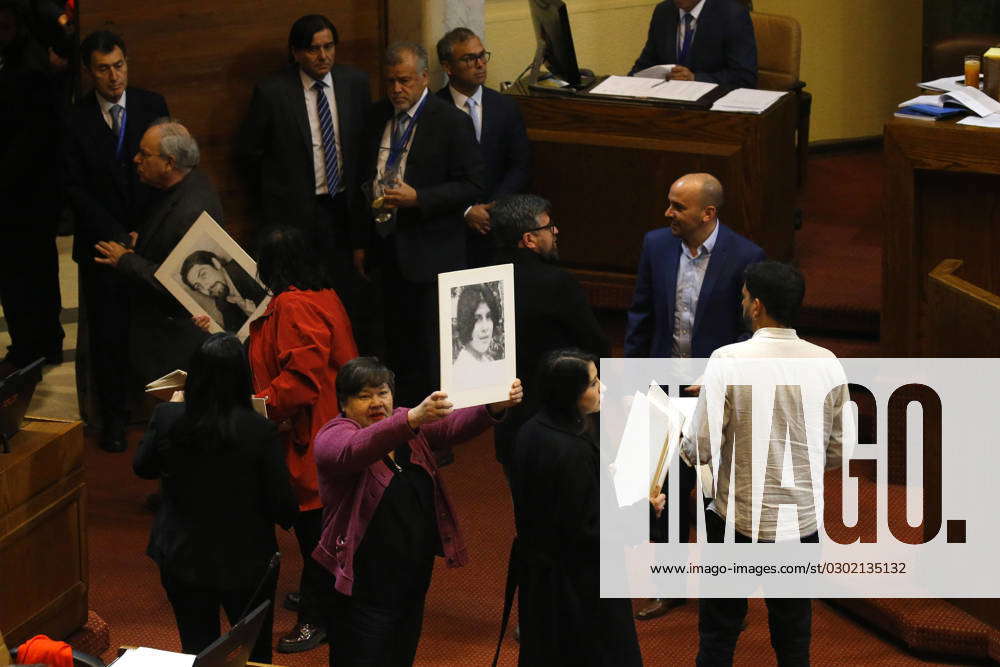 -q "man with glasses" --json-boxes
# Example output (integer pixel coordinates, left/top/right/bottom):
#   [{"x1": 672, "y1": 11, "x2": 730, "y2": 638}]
[
  {"x1": 490, "y1": 194, "x2": 609, "y2": 478},
  {"x1": 64, "y1": 30, "x2": 169, "y2": 452},
  {"x1": 436, "y1": 28, "x2": 530, "y2": 268},
  {"x1": 240, "y1": 14, "x2": 370, "y2": 331}
]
